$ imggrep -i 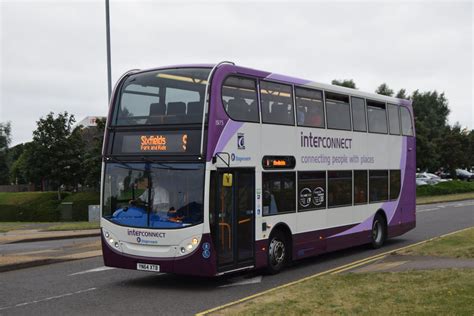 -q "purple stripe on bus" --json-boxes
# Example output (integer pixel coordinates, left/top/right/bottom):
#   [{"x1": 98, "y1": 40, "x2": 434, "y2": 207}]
[
  {"x1": 328, "y1": 136, "x2": 409, "y2": 238},
  {"x1": 206, "y1": 64, "x2": 271, "y2": 161},
  {"x1": 213, "y1": 121, "x2": 244, "y2": 156},
  {"x1": 101, "y1": 232, "x2": 217, "y2": 277}
]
